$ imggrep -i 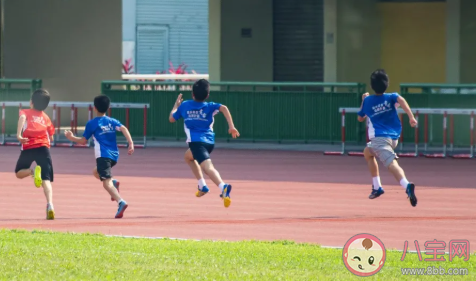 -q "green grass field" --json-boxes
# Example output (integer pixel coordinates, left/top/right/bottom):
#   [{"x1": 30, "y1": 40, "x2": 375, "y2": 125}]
[{"x1": 0, "y1": 229, "x2": 474, "y2": 280}]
